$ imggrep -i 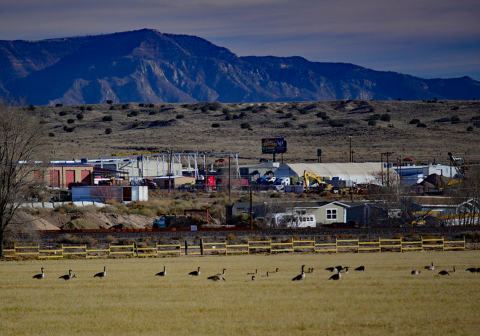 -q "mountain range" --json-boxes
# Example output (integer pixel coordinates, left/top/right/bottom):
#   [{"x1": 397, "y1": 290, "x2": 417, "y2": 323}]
[{"x1": 1, "y1": 29, "x2": 479, "y2": 105}]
